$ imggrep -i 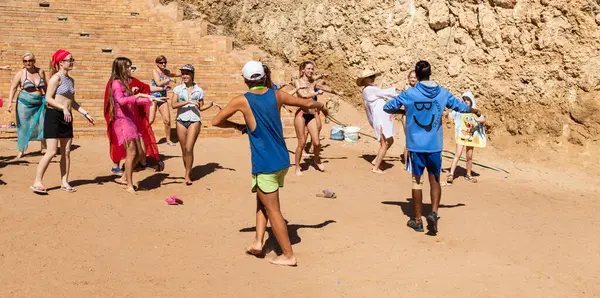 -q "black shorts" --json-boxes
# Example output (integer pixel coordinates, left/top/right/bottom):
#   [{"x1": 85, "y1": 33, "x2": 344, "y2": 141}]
[
  {"x1": 44, "y1": 108, "x2": 73, "y2": 139},
  {"x1": 176, "y1": 119, "x2": 199, "y2": 129}
]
